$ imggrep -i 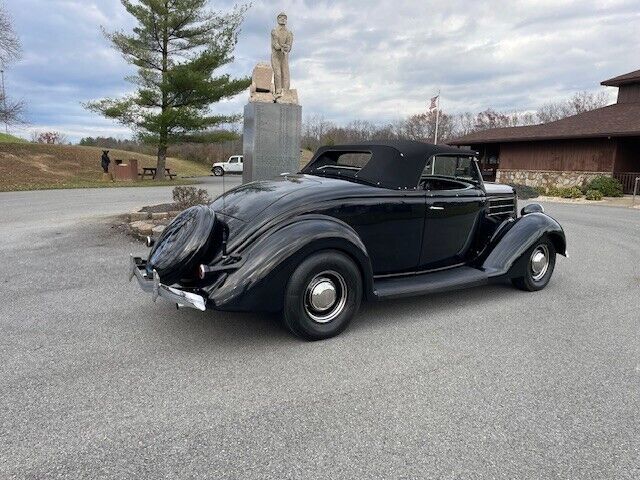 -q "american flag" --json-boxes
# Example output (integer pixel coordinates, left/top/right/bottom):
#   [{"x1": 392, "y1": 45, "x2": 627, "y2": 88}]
[{"x1": 429, "y1": 95, "x2": 439, "y2": 110}]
